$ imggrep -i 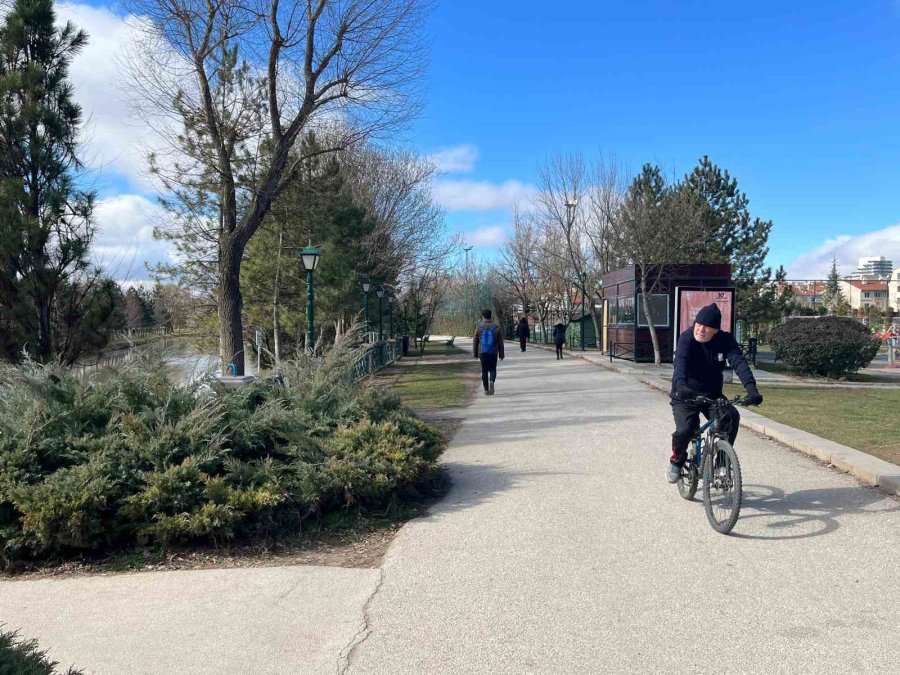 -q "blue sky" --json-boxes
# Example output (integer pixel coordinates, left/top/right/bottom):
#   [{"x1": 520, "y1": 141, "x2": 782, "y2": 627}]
[
  {"x1": 55, "y1": 0, "x2": 900, "y2": 280},
  {"x1": 410, "y1": 0, "x2": 900, "y2": 277}
]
